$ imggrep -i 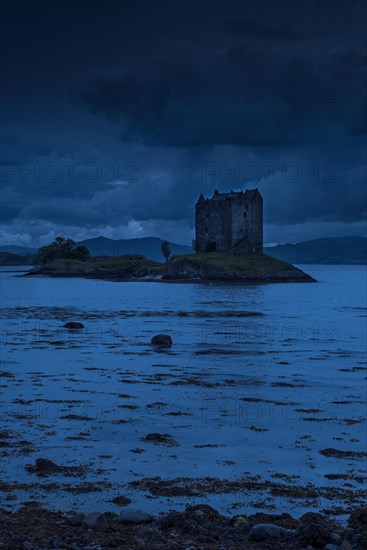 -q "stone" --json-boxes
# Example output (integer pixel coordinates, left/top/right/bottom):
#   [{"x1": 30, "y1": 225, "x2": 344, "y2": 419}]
[
  {"x1": 324, "y1": 545, "x2": 340, "y2": 550},
  {"x1": 31, "y1": 458, "x2": 60, "y2": 473},
  {"x1": 82, "y1": 512, "x2": 108, "y2": 532},
  {"x1": 63, "y1": 322, "x2": 84, "y2": 329},
  {"x1": 329, "y1": 533, "x2": 342, "y2": 545},
  {"x1": 119, "y1": 509, "x2": 153, "y2": 524},
  {"x1": 249, "y1": 523, "x2": 294, "y2": 541},
  {"x1": 299, "y1": 512, "x2": 335, "y2": 547},
  {"x1": 348, "y1": 507, "x2": 367, "y2": 529},
  {"x1": 66, "y1": 513, "x2": 85, "y2": 526},
  {"x1": 110, "y1": 495, "x2": 132, "y2": 507},
  {"x1": 151, "y1": 334, "x2": 172, "y2": 347}
]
